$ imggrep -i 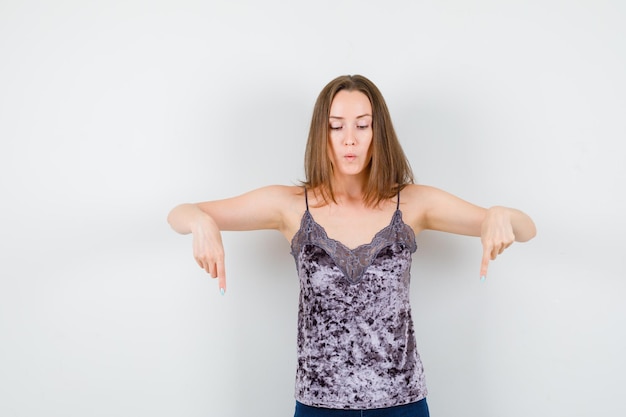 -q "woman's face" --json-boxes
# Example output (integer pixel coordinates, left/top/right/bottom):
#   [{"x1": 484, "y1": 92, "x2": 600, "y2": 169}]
[{"x1": 327, "y1": 90, "x2": 373, "y2": 178}]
